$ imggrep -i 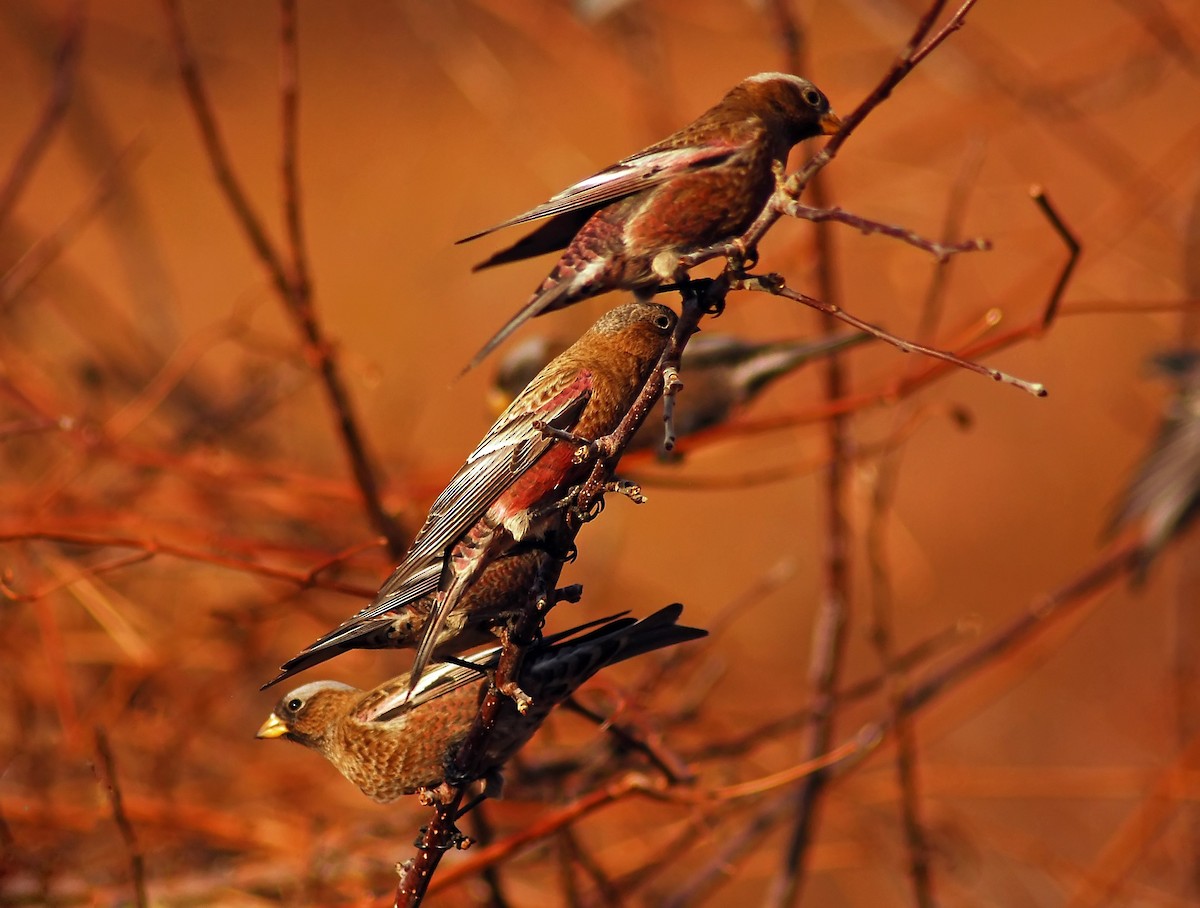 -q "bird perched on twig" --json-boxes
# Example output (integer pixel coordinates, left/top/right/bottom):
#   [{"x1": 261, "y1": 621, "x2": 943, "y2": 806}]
[
  {"x1": 263, "y1": 302, "x2": 678, "y2": 692},
  {"x1": 490, "y1": 331, "x2": 873, "y2": 455},
  {"x1": 256, "y1": 604, "x2": 707, "y2": 803},
  {"x1": 263, "y1": 549, "x2": 562, "y2": 688},
  {"x1": 1108, "y1": 349, "x2": 1200, "y2": 576},
  {"x1": 458, "y1": 72, "x2": 842, "y2": 368}
]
